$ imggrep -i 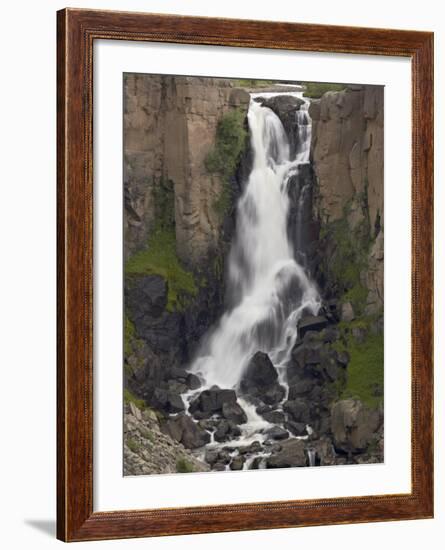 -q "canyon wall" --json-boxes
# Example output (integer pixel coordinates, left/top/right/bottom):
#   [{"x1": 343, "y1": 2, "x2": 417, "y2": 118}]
[
  {"x1": 124, "y1": 74, "x2": 249, "y2": 265},
  {"x1": 309, "y1": 86, "x2": 384, "y2": 316}
]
